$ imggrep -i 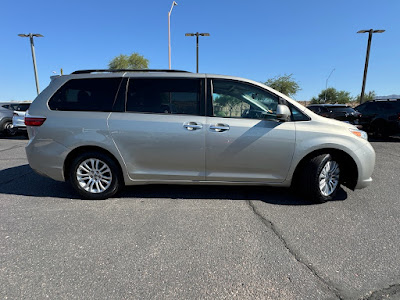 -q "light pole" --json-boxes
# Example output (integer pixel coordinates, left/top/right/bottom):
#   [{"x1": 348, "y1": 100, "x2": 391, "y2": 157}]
[
  {"x1": 18, "y1": 33, "x2": 43, "y2": 95},
  {"x1": 168, "y1": 1, "x2": 178, "y2": 70},
  {"x1": 185, "y1": 32, "x2": 210, "y2": 73},
  {"x1": 357, "y1": 29, "x2": 385, "y2": 104},
  {"x1": 324, "y1": 68, "x2": 335, "y2": 103}
]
